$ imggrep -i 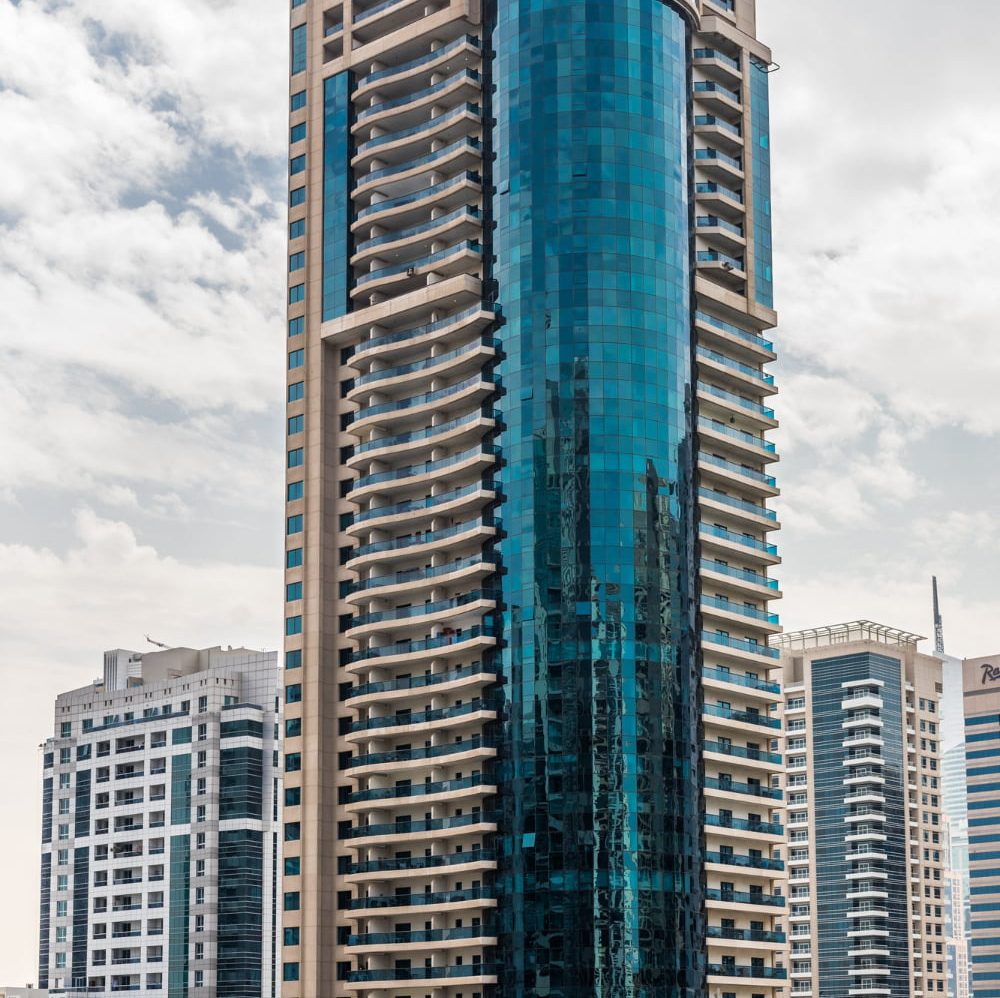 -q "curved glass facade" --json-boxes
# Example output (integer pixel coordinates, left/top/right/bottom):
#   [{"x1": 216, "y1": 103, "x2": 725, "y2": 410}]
[{"x1": 488, "y1": 0, "x2": 702, "y2": 992}]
